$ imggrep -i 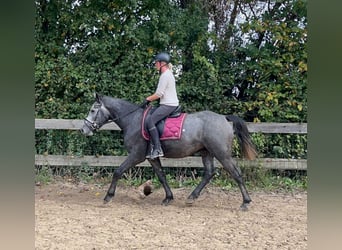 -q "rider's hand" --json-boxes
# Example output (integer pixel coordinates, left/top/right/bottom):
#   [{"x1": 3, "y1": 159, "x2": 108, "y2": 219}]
[{"x1": 140, "y1": 99, "x2": 150, "y2": 109}]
